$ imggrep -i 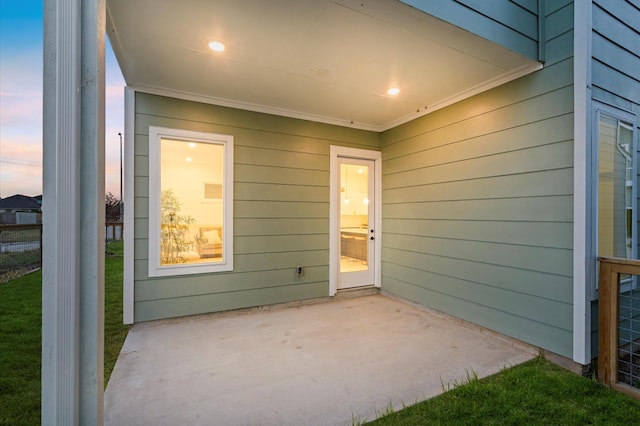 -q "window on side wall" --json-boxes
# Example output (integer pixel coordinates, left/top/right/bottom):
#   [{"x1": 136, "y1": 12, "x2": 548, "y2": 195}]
[
  {"x1": 597, "y1": 113, "x2": 636, "y2": 291},
  {"x1": 148, "y1": 127, "x2": 233, "y2": 277}
]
